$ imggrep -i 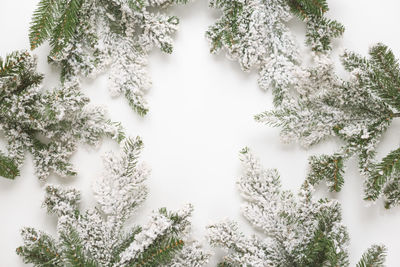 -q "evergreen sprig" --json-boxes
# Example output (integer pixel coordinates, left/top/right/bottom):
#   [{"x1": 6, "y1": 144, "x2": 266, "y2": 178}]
[
  {"x1": 257, "y1": 44, "x2": 400, "y2": 208},
  {"x1": 207, "y1": 149, "x2": 387, "y2": 266},
  {"x1": 356, "y1": 245, "x2": 386, "y2": 267},
  {"x1": 17, "y1": 138, "x2": 209, "y2": 266},
  {"x1": 50, "y1": 0, "x2": 84, "y2": 54},
  {"x1": 0, "y1": 152, "x2": 19, "y2": 179},
  {"x1": 29, "y1": 0, "x2": 60, "y2": 50},
  {"x1": 206, "y1": 0, "x2": 343, "y2": 106},
  {"x1": 288, "y1": 0, "x2": 344, "y2": 51},
  {"x1": 30, "y1": 0, "x2": 190, "y2": 115},
  {"x1": 206, "y1": 0, "x2": 300, "y2": 106},
  {"x1": 0, "y1": 51, "x2": 123, "y2": 180}
]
